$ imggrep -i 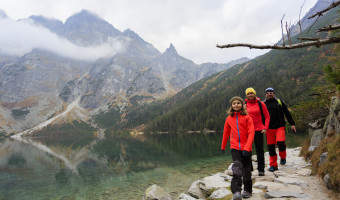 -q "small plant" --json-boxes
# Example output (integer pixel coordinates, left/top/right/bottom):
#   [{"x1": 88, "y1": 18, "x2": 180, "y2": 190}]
[{"x1": 11, "y1": 107, "x2": 30, "y2": 120}]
